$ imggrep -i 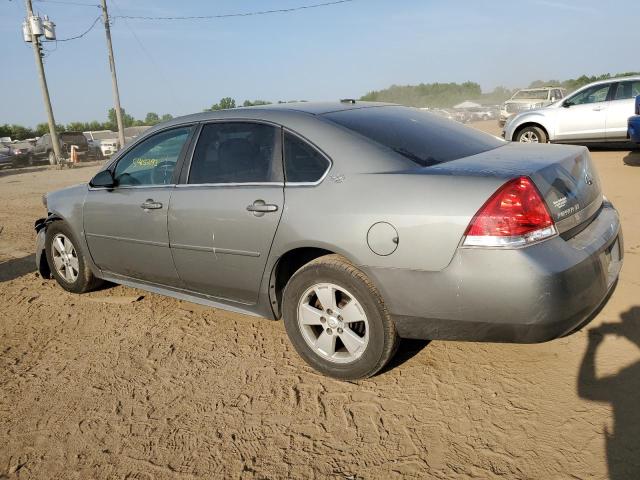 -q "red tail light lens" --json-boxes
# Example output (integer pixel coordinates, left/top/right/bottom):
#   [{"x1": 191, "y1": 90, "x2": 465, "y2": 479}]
[{"x1": 463, "y1": 176, "x2": 556, "y2": 247}]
